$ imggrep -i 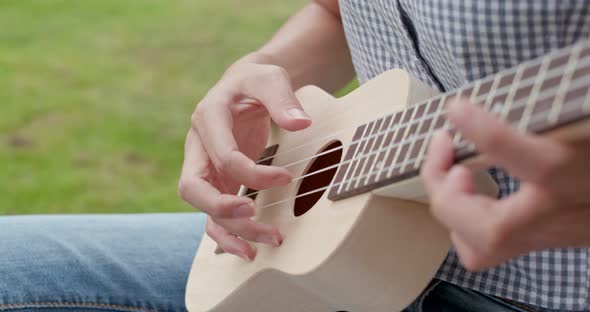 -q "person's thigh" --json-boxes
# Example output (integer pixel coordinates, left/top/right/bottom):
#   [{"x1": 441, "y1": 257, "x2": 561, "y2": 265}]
[
  {"x1": 0, "y1": 213, "x2": 207, "y2": 312},
  {"x1": 405, "y1": 279, "x2": 563, "y2": 312}
]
